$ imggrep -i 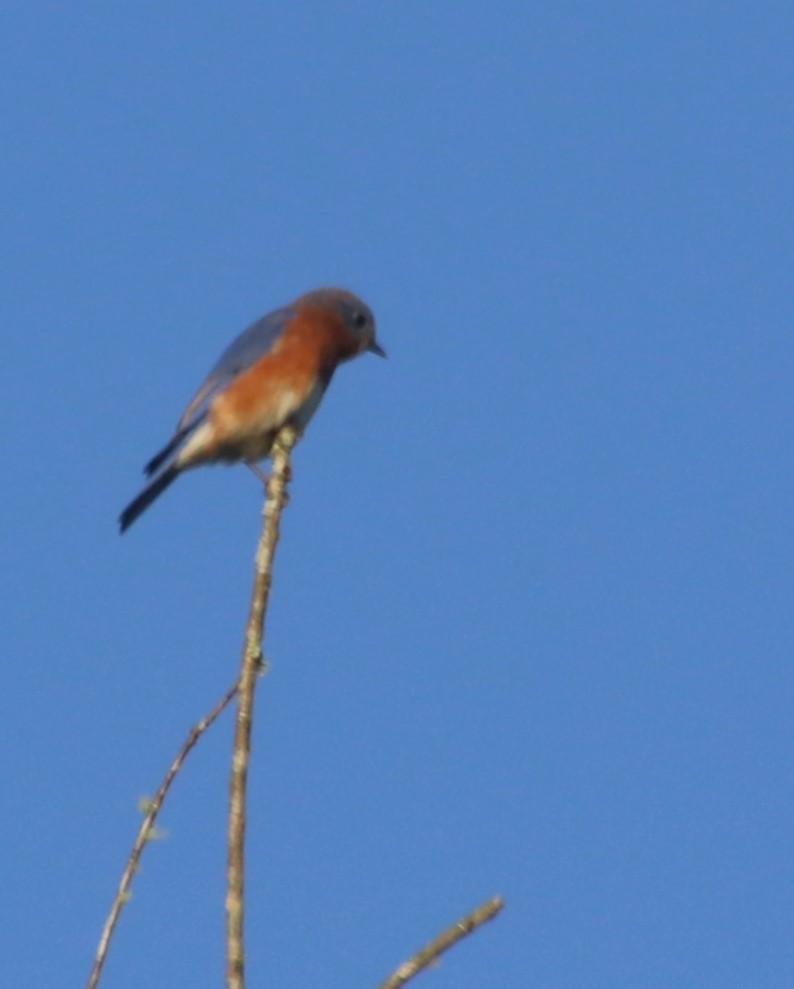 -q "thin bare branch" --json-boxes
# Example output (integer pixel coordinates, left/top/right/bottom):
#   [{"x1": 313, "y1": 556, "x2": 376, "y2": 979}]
[
  {"x1": 226, "y1": 426, "x2": 297, "y2": 989},
  {"x1": 85, "y1": 679, "x2": 239, "y2": 989},
  {"x1": 375, "y1": 895, "x2": 505, "y2": 989}
]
